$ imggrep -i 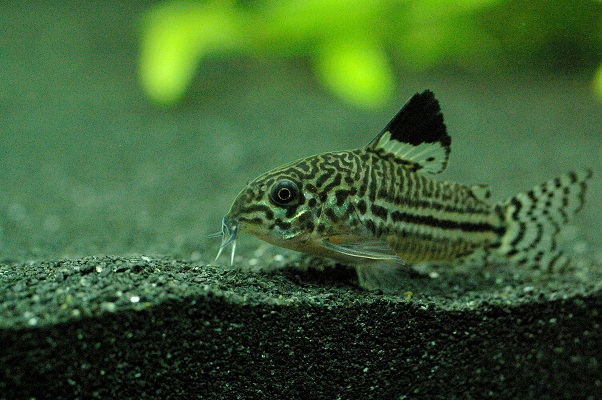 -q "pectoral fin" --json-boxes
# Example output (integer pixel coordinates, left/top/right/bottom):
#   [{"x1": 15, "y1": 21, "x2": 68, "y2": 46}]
[
  {"x1": 319, "y1": 237, "x2": 404, "y2": 262},
  {"x1": 318, "y1": 237, "x2": 410, "y2": 293}
]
